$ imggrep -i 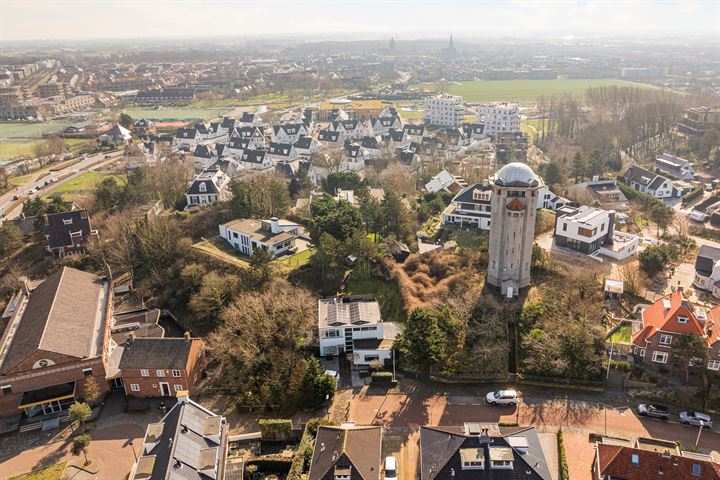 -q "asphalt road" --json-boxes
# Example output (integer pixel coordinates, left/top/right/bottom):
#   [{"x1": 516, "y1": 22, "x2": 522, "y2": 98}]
[{"x1": 0, "y1": 150, "x2": 122, "y2": 220}]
